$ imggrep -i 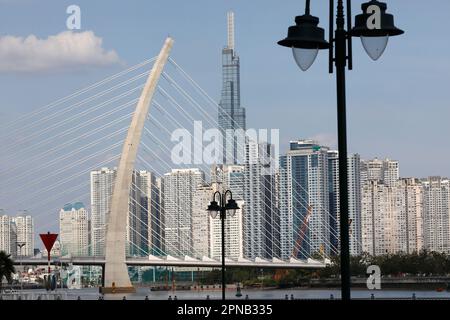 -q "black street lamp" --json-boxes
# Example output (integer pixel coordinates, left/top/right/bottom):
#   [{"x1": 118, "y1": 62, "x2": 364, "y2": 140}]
[
  {"x1": 278, "y1": 0, "x2": 403, "y2": 300},
  {"x1": 207, "y1": 190, "x2": 239, "y2": 301}
]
